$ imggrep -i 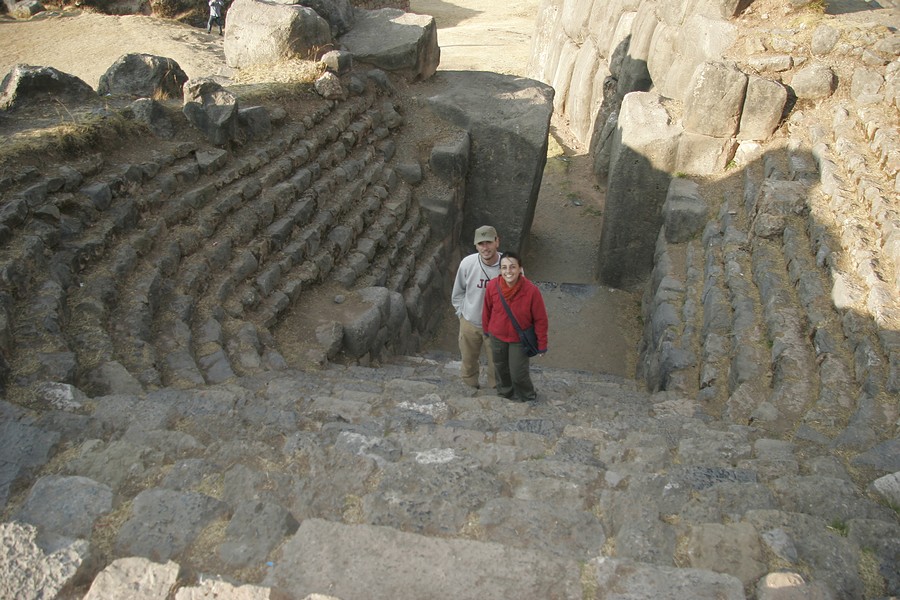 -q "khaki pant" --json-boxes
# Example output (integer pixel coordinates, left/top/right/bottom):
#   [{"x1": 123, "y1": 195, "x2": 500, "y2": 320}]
[
  {"x1": 458, "y1": 317, "x2": 495, "y2": 388},
  {"x1": 490, "y1": 337, "x2": 536, "y2": 401}
]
